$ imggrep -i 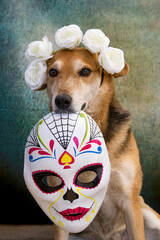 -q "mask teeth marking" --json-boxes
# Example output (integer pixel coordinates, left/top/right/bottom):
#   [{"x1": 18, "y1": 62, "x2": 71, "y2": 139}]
[{"x1": 52, "y1": 207, "x2": 59, "y2": 213}]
